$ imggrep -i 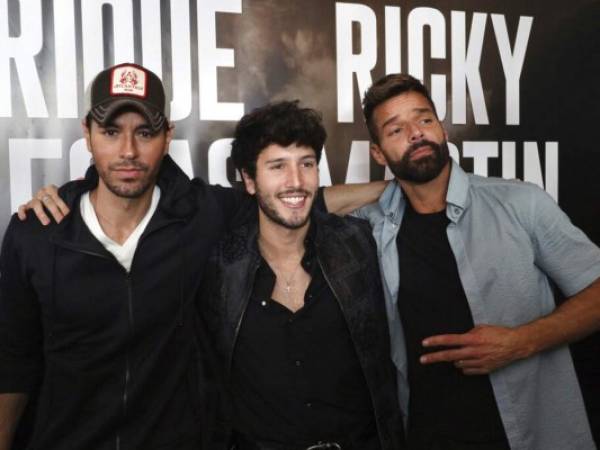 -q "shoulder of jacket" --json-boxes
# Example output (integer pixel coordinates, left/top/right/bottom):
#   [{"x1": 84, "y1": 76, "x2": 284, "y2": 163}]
[{"x1": 212, "y1": 223, "x2": 256, "y2": 265}]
